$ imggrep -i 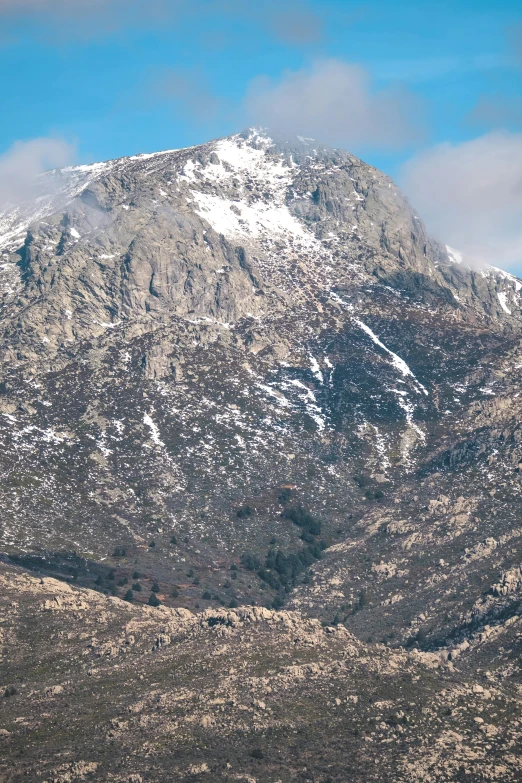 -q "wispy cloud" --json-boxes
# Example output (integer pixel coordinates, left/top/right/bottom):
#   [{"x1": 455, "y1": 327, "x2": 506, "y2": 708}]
[
  {"x1": 371, "y1": 53, "x2": 516, "y2": 83},
  {"x1": 245, "y1": 58, "x2": 425, "y2": 150},
  {"x1": 153, "y1": 68, "x2": 226, "y2": 122},
  {"x1": 400, "y1": 131, "x2": 522, "y2": 270},
  {"x1": 0, "y1": 137, "x2": 75, "y2": 210},
  {"x1": 269, "y1": 6, "x2": 323, "y2": 45},
  {"x1": 0, "y1": 0, "x2": 326, "y2": 46},
  {"x1": 467, "y1": 94, "x2": 522, "y2": 129}
]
